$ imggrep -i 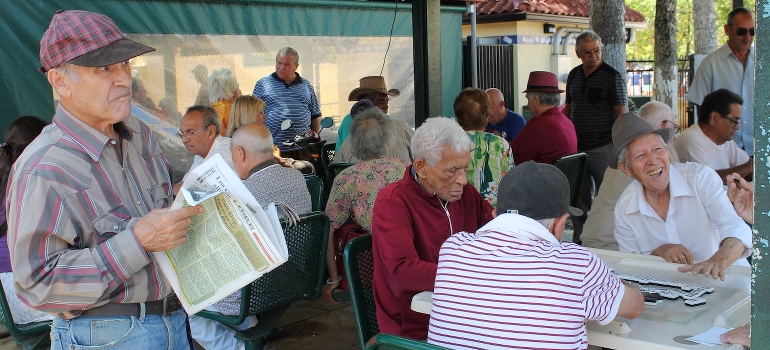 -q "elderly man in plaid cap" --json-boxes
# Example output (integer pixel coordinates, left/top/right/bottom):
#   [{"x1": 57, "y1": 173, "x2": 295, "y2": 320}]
[{"x1": 6, "y1": 10, "x2": 202, "y2": 349}]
